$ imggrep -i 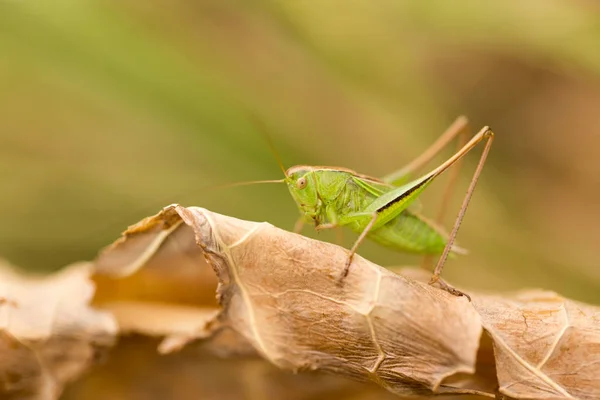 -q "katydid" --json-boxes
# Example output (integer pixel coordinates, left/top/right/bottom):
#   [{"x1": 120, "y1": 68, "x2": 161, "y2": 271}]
[{"x1": 260, "y1": 116, "x2": 494, "y2": 299}]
